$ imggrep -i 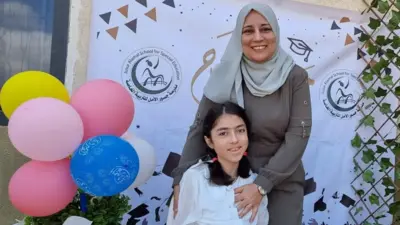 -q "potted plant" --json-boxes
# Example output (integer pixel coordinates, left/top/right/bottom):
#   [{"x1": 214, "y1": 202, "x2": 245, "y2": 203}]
[{"x1": 21, "y1": 191, "x2": 131, "y2": 225}]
